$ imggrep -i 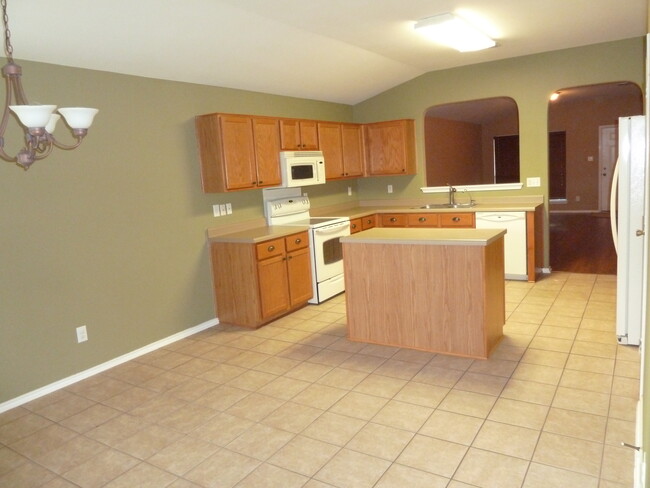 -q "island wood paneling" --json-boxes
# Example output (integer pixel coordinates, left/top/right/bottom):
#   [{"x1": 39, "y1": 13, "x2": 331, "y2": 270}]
[{"x1": 343, "y1": 238, "x2": 505, "y2": 359}]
